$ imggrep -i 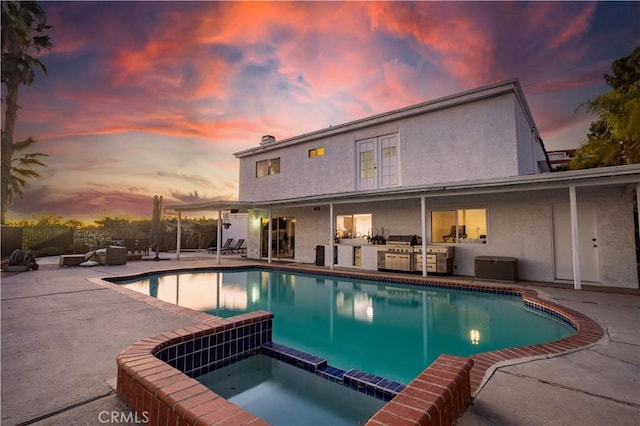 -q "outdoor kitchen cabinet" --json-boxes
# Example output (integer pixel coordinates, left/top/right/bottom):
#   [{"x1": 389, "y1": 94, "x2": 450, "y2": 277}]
[
  {"x1": 360, "y1": 245, "x2": 382, "y2": 270},
  {"x1": 324, "y1": 243, "x2": 381, "y2": 270},
  {"x1": 429, "y1": 246, "x2": 454, "y2": 274},
  {"x1": 415, "y1": 246, "x2": 455, "y2": 274},
  {"x1": 337, "y1": 245, "x2": 353, "y2": 266}
]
